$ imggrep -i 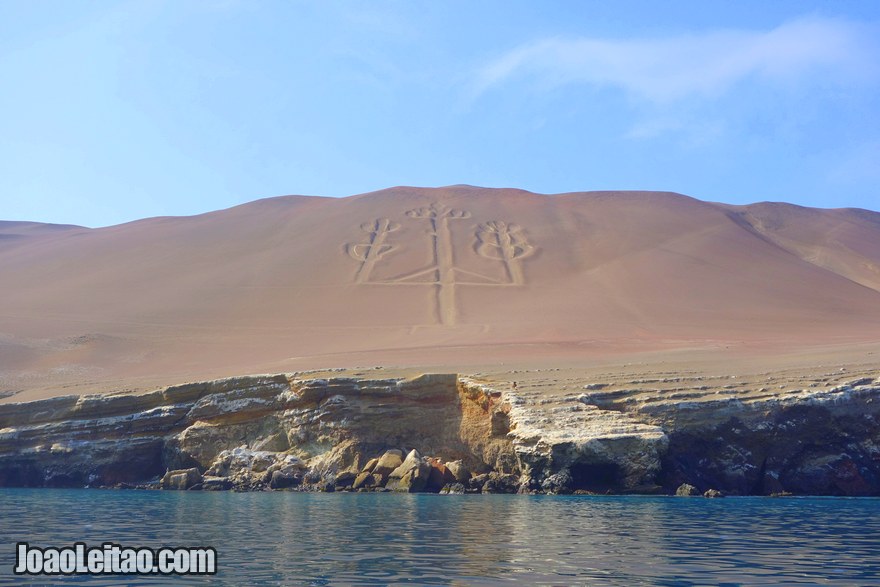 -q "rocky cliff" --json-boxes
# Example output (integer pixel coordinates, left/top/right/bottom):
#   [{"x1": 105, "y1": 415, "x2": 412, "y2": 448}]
[{"x1": 0, "y1": 372, "x2": 878, "y2": 495}]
